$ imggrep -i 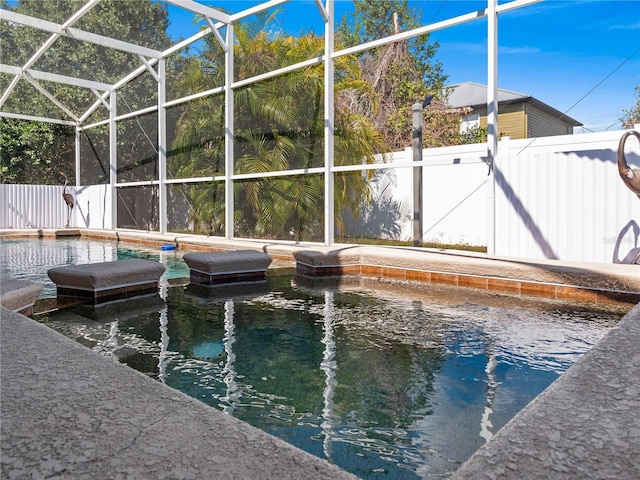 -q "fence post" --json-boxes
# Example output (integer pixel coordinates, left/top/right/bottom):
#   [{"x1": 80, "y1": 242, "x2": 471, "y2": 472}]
[{"x1": 412, "y1": 103, "x2": 423, "y2": 246}]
